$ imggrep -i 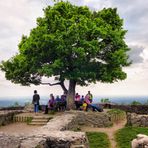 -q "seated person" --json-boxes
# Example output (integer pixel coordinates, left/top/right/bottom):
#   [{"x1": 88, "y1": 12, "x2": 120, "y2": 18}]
[
  {"x1": 75, "y1": 93, "x2": 82, "y2": 110},
  {"x1": 90, "y1": 104, "x2": 103, "y2": 112},
  {"x1": 80, "y1": 95, "x2": 85, "y2": 105},
  {"x1": 55, "y1": 95, "x2": 61, "y2": 102},
  {"x1": 59, "y1": 93, "x2": 67, "y2": 111},
  {"x1": 48, "y1": 94, "x2": 55, "y2": 110},
  {"x1": 82, "y1": 101, "x2": 88, "y2": 111},
  {"x1": 55, "y1": 95, "x2": 63, "y2": 111}
]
